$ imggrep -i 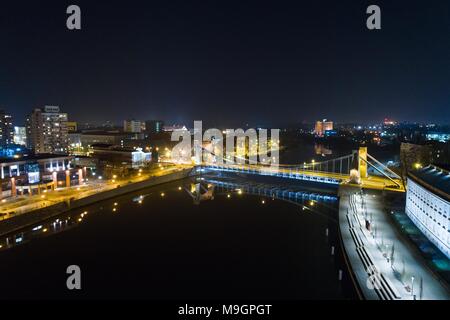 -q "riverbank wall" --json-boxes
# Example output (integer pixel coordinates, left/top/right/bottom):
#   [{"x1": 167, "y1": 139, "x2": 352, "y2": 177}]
[{"x1": 0, "y1": 168, "x2": 196, "y2": 237}]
